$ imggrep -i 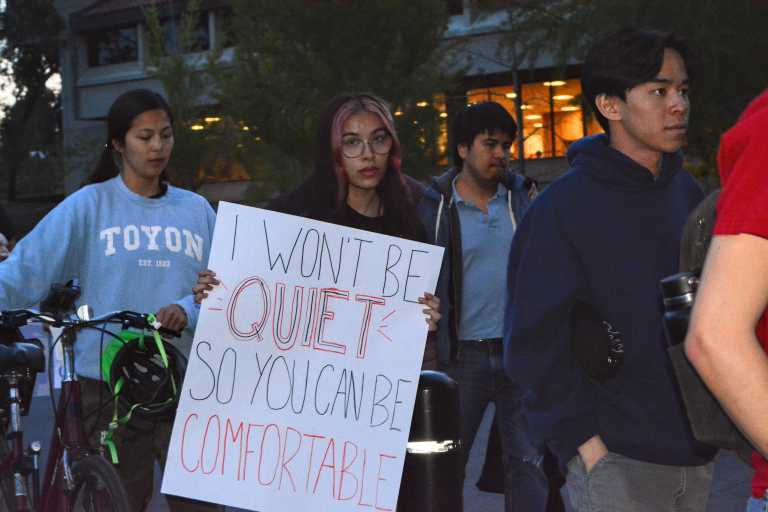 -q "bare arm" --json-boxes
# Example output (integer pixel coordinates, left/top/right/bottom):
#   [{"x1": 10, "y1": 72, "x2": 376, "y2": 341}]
[{"x1": 685, "y1": 233, "x2": 768, "y2": 457}]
